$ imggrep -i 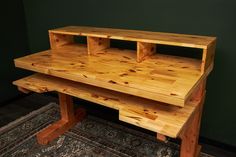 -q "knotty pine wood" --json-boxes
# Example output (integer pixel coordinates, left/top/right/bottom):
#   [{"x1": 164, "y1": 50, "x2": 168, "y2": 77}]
[
  {"x1": 14, "y1": 44, "x2": 213, "y2": 107},
  {"x1": 13, "y1": 73, "x2": 201, "y2": 138},
  {"x1": 50, "y1": 26, "x2": 216, "y2": 49}
]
